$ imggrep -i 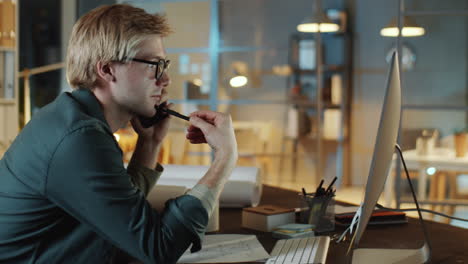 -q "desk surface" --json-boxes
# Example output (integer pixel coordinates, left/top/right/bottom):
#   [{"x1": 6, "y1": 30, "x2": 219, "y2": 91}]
[
  {"x1": 385, "y1": 148, "x2": 468, "y2": 204},
  {"x1": 400, "y1": 148, "x2": 468, "y2": 168},
  {"x1": 216, "y1": 185, "x2": 468, "y2": 264}
]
